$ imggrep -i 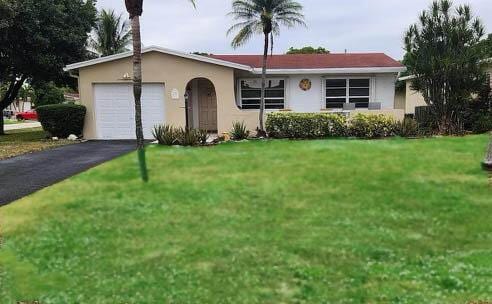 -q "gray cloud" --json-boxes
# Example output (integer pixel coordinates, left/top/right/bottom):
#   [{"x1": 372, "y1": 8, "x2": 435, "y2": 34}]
[{"x1": 96, "y1": 0, "x2": 492, "y2": 60}]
